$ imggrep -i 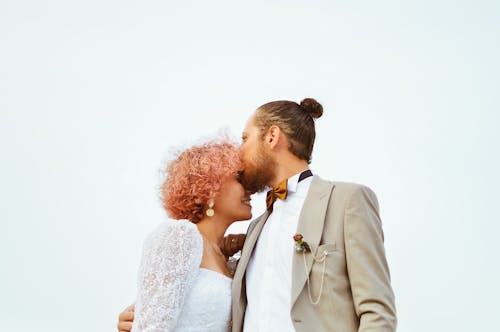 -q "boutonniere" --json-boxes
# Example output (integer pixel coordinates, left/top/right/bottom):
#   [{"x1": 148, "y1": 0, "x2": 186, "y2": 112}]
[{"x1": 293, "y1": 233, "x2": 311, "y2": 253}]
